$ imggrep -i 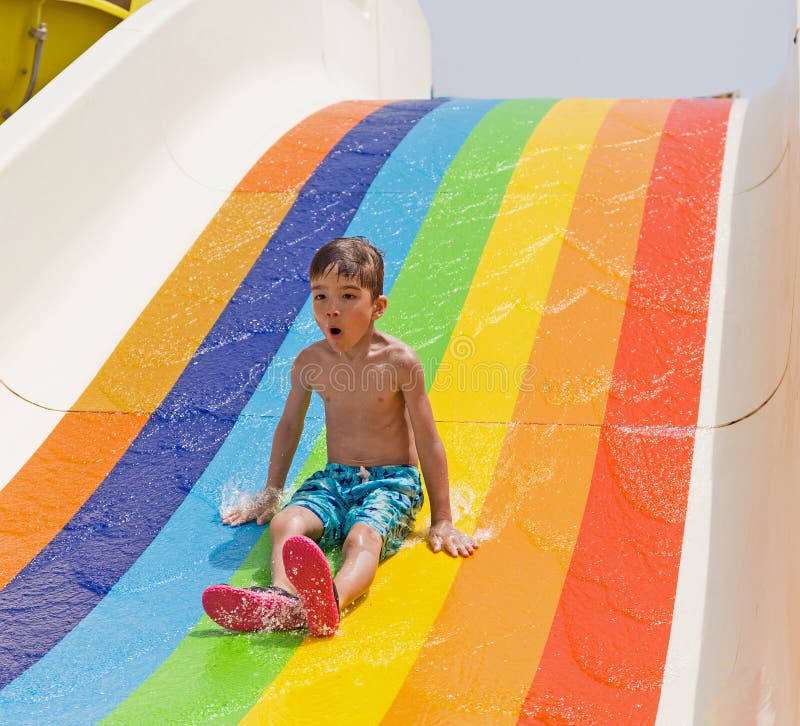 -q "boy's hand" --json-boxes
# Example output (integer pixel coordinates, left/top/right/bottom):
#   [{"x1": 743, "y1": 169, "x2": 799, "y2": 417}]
[
  {"x1": 222, "y1": 488, "x2": 282, "y2": 527},
  {"x1": 428, "y1": 520, "x2": 478, "y2": 558}
]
